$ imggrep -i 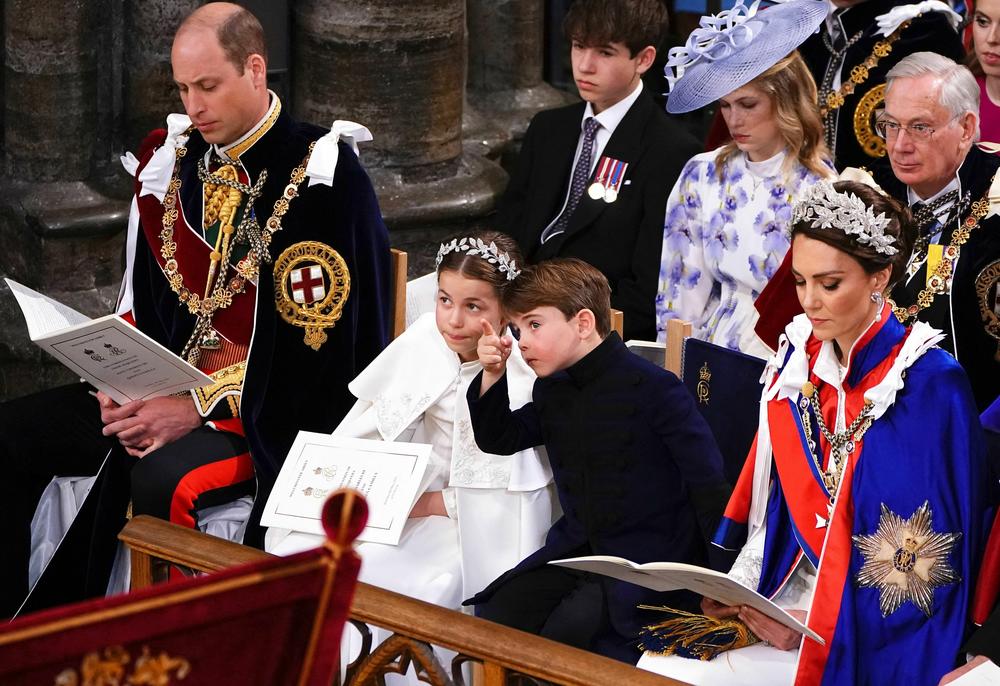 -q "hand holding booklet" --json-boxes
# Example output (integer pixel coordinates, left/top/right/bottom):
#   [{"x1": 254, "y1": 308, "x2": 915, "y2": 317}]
[
  {"x1": 549, "y1": 555, "x2": 824, "y2": 644},
  {"x1": 5, "y1": 278, "x2": 213, "y2": 404},
  {"x1": 261, "y1": 431, "x2": 432, "y2": 546}
]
